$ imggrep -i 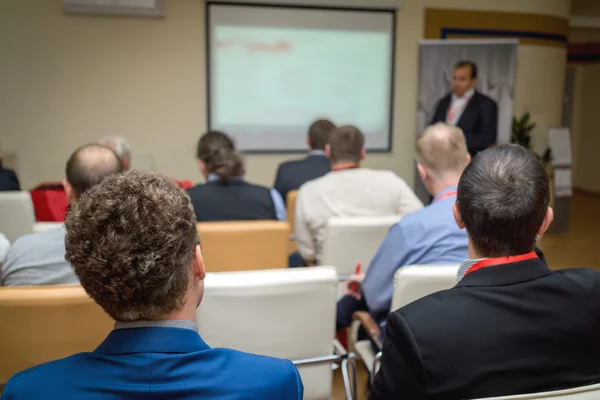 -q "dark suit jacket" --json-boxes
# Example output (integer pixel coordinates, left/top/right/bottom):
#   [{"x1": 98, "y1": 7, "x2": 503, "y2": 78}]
[
  {"x1": 370, "y1": 258, "x2": 600, "y2": 399},
  {"x1": 431, "y1": 91, "x2": 498, "y2": 156},
  {"x1": 0, "y1": 168, "x2": 20, "y2": 191},
  {"x1": 273, "y1": 154, "x2": 331, "y2": 203},
  {"x1": 2, "y1": 327, "x2": 303, "y2": 399}
]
